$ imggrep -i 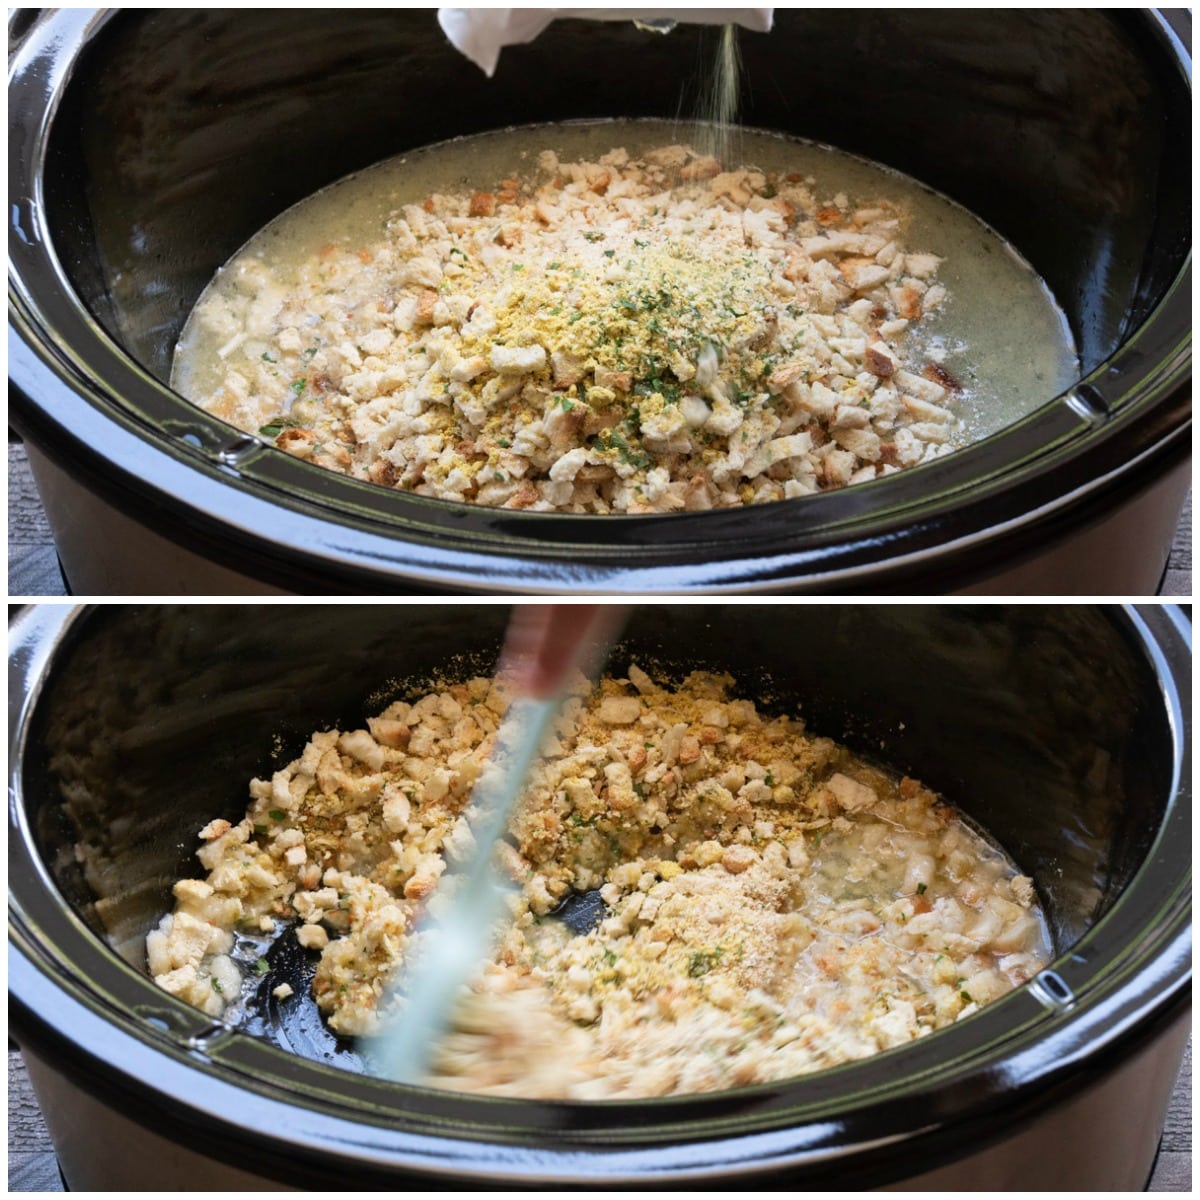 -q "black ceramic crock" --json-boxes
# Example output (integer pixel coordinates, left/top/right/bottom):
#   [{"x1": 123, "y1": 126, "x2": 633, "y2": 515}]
[
  {"x1": 8, "y1": 603, "x2": 1191, "y2": 1188},
  {"x1": 6, "y1": 10, "x2": 1193, "y2": 593}
]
